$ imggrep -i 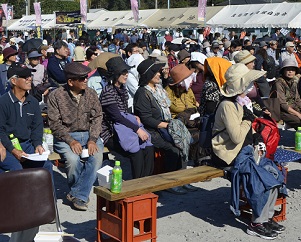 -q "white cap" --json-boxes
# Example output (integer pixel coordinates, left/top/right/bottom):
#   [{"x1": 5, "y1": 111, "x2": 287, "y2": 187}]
[
  {"x1": 165, "y1": 31, "x2": 169, "y2": 35},
  {"x1": 42, "y1": 39, "x2": 48, "y2": 45},
  {"x1": 47, "y1": 47, "x2": 54, "y2": 53},
  {"x1": 190, "y1": 52, "x2": 207, "y2": 65}
]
